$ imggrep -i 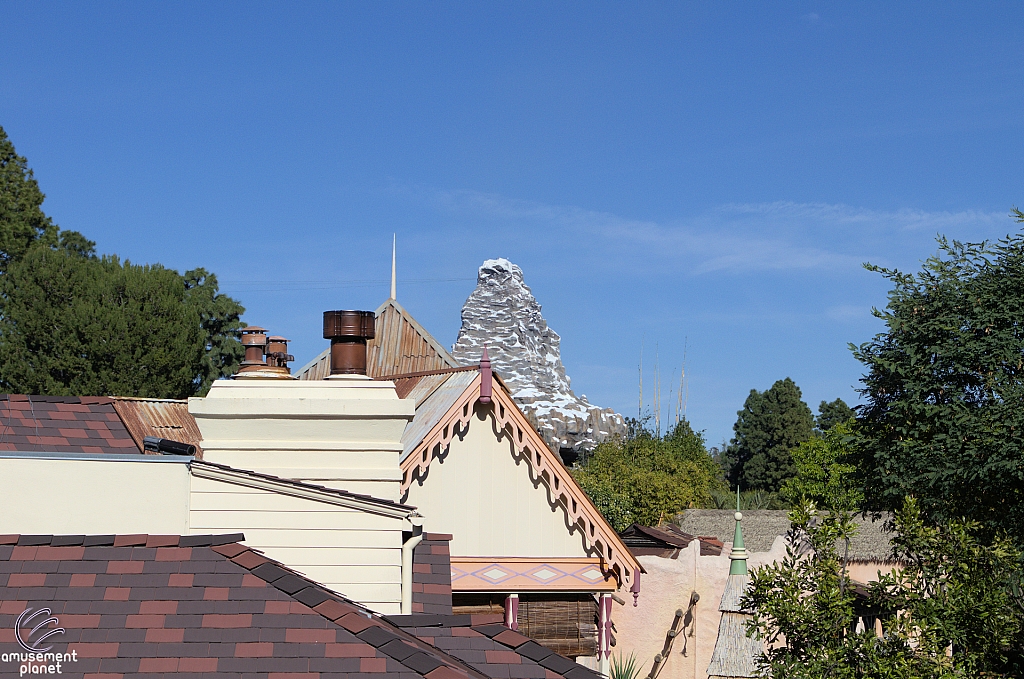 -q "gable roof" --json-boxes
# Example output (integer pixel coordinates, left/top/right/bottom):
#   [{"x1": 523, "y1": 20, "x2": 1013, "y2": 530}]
[
  {"x1": 400, "y1": 370, "x2": 481, "y2": 461},
  {"x1": 0, "y1": 394, "x2": 139, "y2": 454},
  {"x1": 399, "y1": 368, "x2": 644, "y2": 590},
  {"x1": 0, "y1": 533, "x2": 593, "y2": 679},
  {"x1": 296, "y1": 299, "x2": 463, "y2": 381}
]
